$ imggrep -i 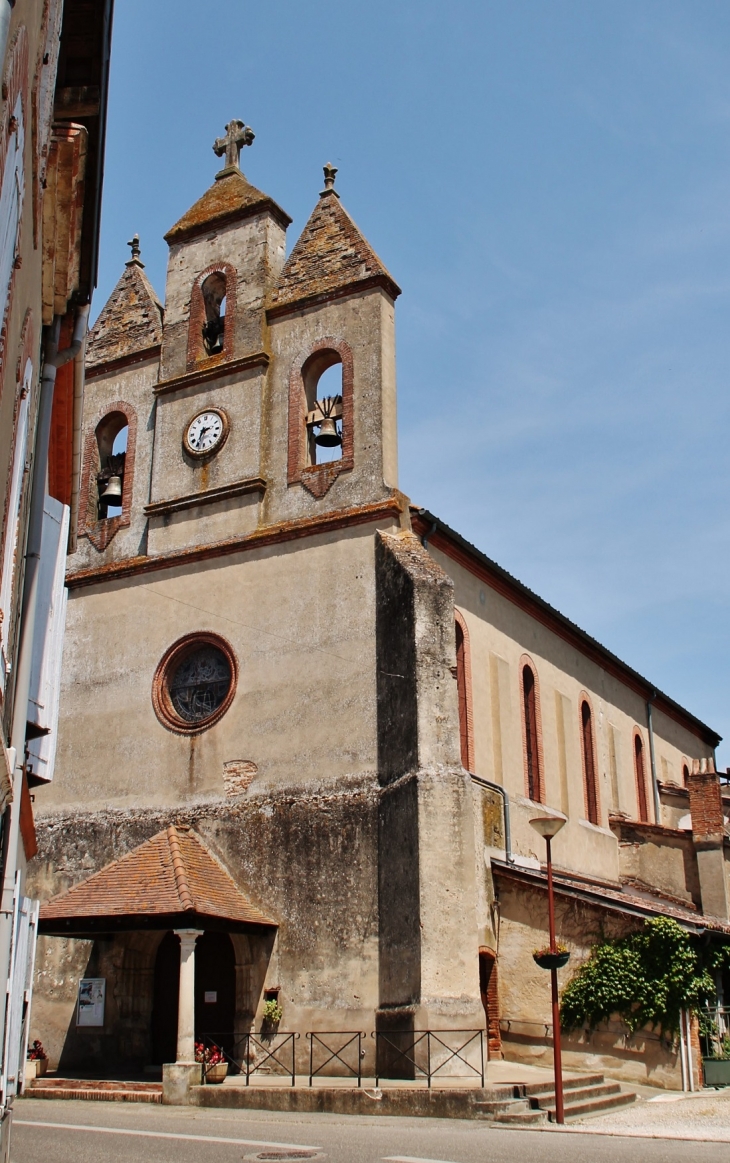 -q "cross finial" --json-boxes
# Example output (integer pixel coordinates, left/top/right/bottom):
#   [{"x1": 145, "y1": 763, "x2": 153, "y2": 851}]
[
  {"x1": 321, "y1": 162, "x2": 339, "y2": 197},
  {"x1": 126, "y1": 234, "x2": 143, "y2": 266},
  {"x1": 213, "y1": 119, "x2": 255, "y2": 178}
]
